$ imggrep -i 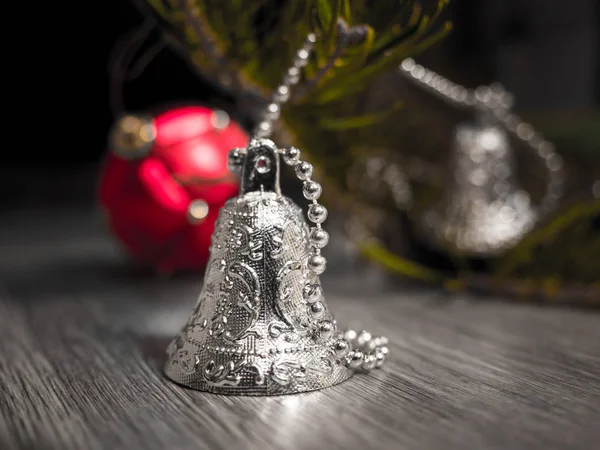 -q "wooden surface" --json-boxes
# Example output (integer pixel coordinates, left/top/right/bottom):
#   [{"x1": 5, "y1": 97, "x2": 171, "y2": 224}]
[{"x1": 0, "y1": 207, "x2": 599, "y2": 450}]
